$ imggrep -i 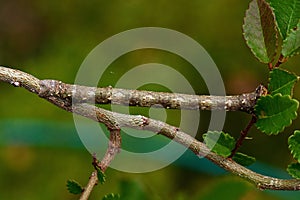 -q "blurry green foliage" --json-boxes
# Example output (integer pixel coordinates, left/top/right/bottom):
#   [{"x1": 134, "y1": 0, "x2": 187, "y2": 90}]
[{"x1": 0, "y1": 0, "x2": 300, "y2": 199}]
